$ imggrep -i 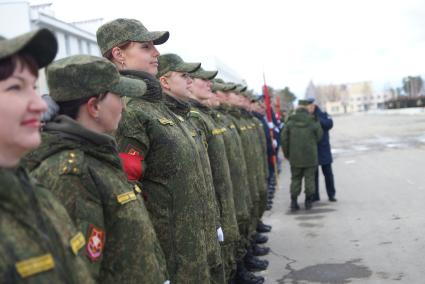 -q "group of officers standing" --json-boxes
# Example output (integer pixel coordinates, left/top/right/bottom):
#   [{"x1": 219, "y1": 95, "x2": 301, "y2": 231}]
[{"x1": 0, "y1": 17, "x2": 284, "y2": 284}]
